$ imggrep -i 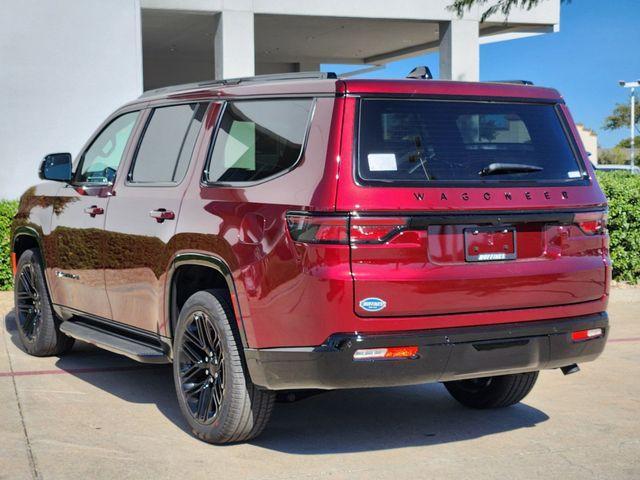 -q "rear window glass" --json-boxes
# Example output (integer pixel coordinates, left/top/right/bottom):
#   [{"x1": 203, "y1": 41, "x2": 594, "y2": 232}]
[
  {"x1": 357, "y1": 99, "x2": 586, "y2": 185},
  {"x1": 206, "y1": 99, "x2": 313, "y2": 184}
]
